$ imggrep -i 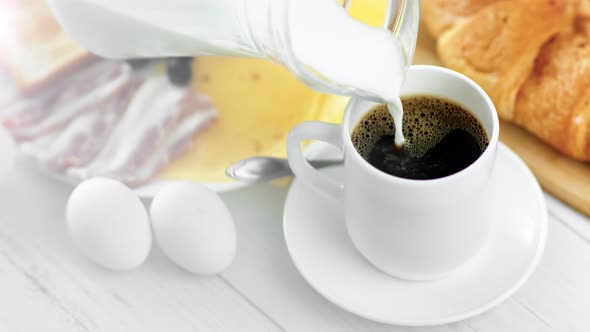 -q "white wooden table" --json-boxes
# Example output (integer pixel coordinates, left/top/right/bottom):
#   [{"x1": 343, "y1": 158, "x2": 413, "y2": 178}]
[{"x1": 1, "y1": 159, "x2": 589, "y2": 332}]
